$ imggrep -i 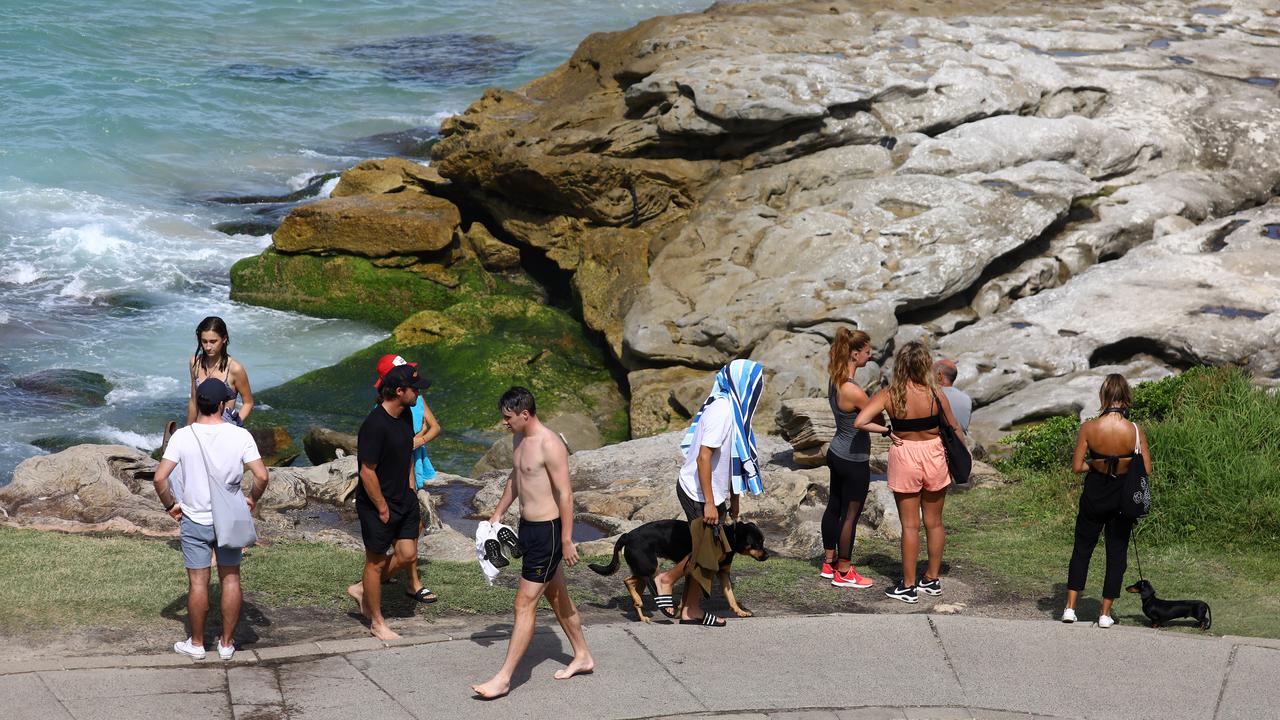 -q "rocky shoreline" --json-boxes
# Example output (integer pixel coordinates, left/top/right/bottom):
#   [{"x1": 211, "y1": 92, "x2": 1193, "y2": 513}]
[{"x1": 7, "y1": 0, "x2": 1280, "y2": 552}]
